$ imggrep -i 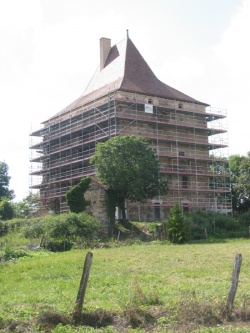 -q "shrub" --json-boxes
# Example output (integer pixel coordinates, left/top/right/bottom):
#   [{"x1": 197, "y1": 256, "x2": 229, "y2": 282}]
[
  {"x1": 0, "y1": 198, "x2": 15, "y2": 220},
  {"x1": 167, "y1": 203, "x2": 190, "y2": 243},
  {"x1": 46, "y1": 212, "x2": 100, "y2": 243},
  {"x1": 3, "y1": 246, "x2": 32, "y2": 261},
  {"x1": 238, "y1": 210, "x2": 250, "y2": 229},
  {"x1": 21, "y1": 217, "x2": 46, "y2": 239},
  {"x1": 18, "y1": 212, "x2": 100, "y2": 251},
  {"x1": 66, "y1": 177, "x2": 91, "y2": 213},
  {"x1": 0, "y1": 220, "x2": 8, "y2": 236},
  {"x1": 185, "y1": 210, "x2": 243, "y2": 240}
]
